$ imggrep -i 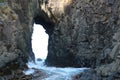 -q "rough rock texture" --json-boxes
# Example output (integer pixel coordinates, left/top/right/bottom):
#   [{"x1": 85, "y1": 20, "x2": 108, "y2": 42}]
[
  {"x1": 45, "y1": 0, "x2": 120, "y2": 64},
  {"x1": 0, "y1": 0, "x2": 54, "y2": 79},
  {"x1": 45, "y1": 0, "x2": 120, "y2": 79},
  {"x1": 0, "y1": 0, "x2": 36, "y2": 78},
  {"x1": 0, "y1": 0, "x2": 120, "y2": 80},
  {"x1": 0, "y1": 6, "x2": 27, "y2": 68},
  {"x1": 46, "y1": 0, "x2": 120, "y2": 67}
]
